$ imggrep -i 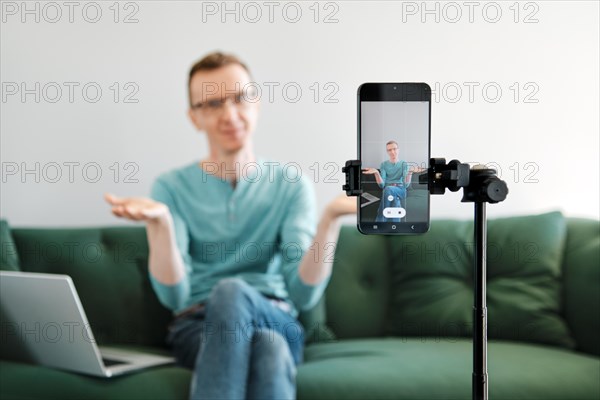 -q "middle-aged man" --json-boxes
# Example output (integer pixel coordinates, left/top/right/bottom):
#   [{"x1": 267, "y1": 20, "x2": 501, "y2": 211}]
[
  {"x1": 362, "y1": 140, "x2": 413, "y2": 222},
  {"x1": 104, "y1": 51, "x2": 355, "y2": 399}
]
